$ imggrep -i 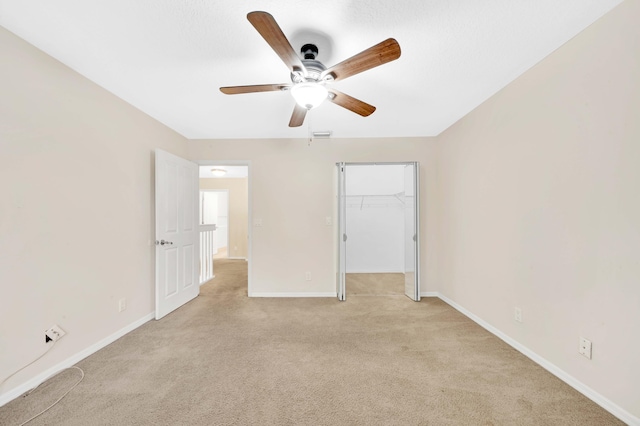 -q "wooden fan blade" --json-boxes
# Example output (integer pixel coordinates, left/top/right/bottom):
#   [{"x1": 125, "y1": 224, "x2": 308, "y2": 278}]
[
  {"x1": 220, "y1": 84, "x2": 290, "y2": 95},
  {"x1": 289, "y1": 104, "x2": 307, "y2": 127},
  {"x1": 328, "y1": 89, "x2": 376, "y2": 117},
  {"x1": 247, "y1": 11, "x2": 304, "y2": 73},
  {"x1": 321, "y1": 38, "x2": 401, "y2": 82}
]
